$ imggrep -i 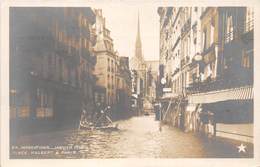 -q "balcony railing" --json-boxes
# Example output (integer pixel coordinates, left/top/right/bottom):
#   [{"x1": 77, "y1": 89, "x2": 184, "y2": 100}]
[
  {"x1": 180, "y1": 56, "x2": 191, "y2": 68},
  {"x1": 181, "y1": 59, "x2": 185, "y2": 68},
  {"x1": 186, "y1": 75, "x2": 253, "y2": 94},
  {"x1": 224, "y1": 19, "x2": 254, "y2": 43},
  {"x1": 241, "y1": 19, "x2": 254, "y2": 43},
  {"x1": 181, "y1": 18, "x2": 191, "y2": 36},
  {"x1": 90, "y1": 28, "x2": 97, "y2": 45},
  {"x1": 244, "y1": 19, "x2": 254, "y2": 33}
]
